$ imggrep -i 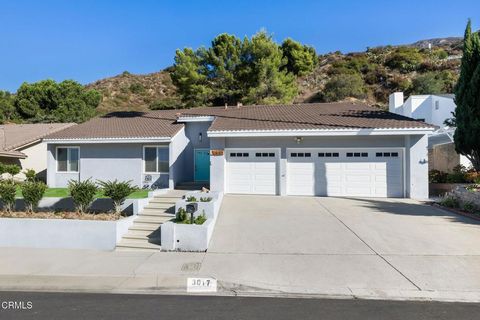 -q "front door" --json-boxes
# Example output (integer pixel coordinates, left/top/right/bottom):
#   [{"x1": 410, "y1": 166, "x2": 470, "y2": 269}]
[{"x1": 194, "y1": 149, "x2": 210, "y2": 181}]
